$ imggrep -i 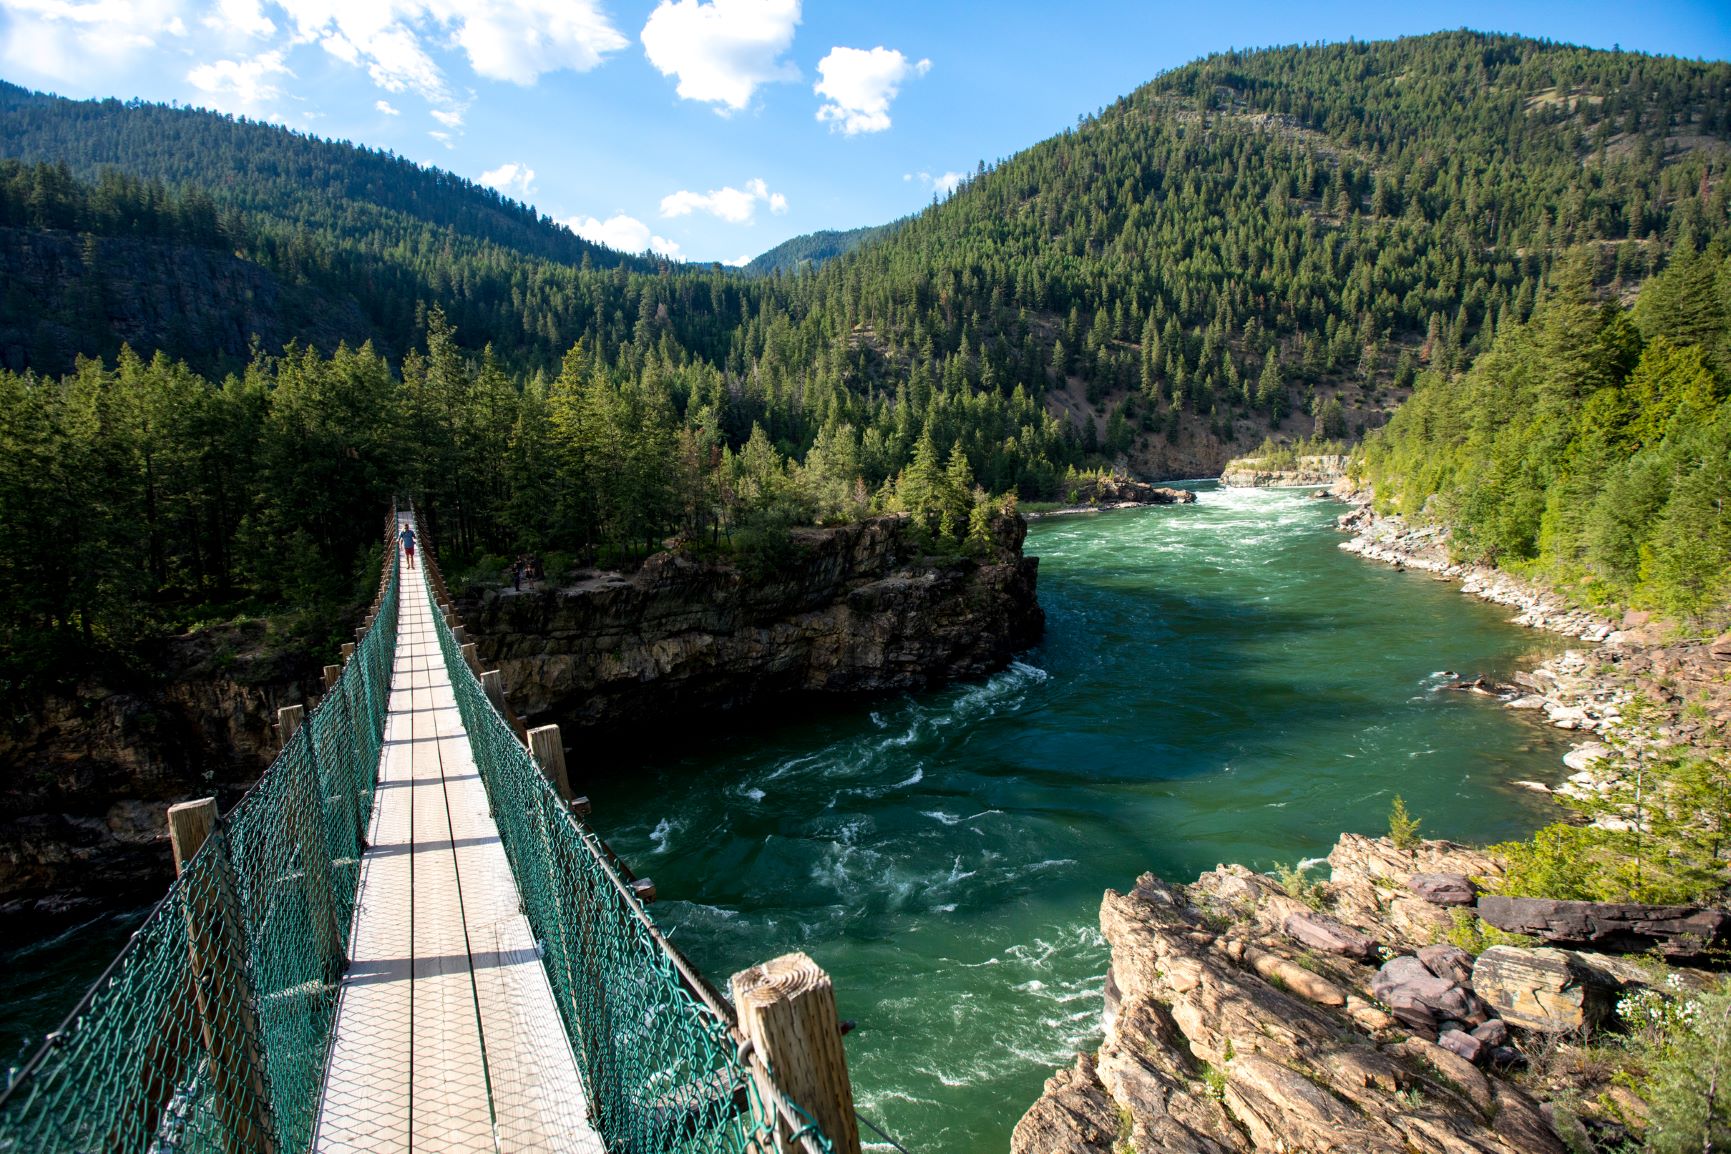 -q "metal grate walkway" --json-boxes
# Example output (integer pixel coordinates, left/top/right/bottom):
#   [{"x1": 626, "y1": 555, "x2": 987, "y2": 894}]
[{"x1": 313, "y1": 514, "x2": 603, "y2": 1153}]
